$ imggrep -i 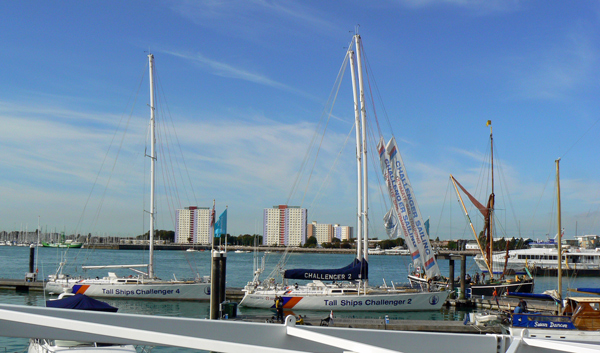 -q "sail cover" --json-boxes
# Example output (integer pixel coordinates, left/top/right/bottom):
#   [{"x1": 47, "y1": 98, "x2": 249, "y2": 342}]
[
  {"x1": 283, "y1": 259, "x2": 367, "y2": 281},
  {"x1": 46, "y1": 294, "x2": 119, "y2": 312},
  {"x1": 378, "y1": 137, "x2": 441, "y2": 278}
]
